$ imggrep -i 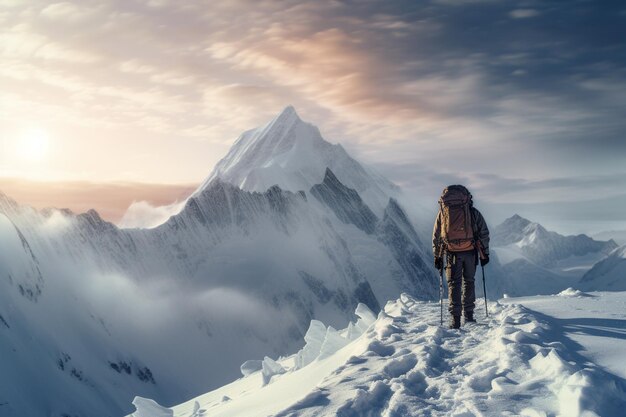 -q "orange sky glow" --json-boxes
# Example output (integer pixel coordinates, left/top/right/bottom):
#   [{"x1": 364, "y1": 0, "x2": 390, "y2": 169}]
[{"x1": 0, "y1": 177, "x2": 196, "y2": 223}]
